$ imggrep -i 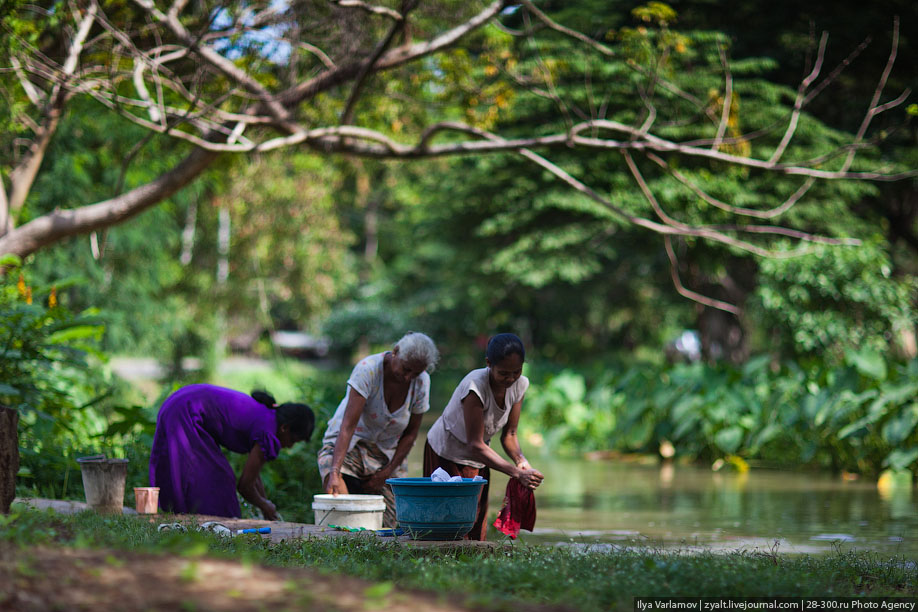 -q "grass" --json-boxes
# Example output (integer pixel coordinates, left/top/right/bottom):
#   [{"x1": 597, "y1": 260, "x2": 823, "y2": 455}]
[{"x1": 2, "y1": 506, "x2": 916, "y2": 611}]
